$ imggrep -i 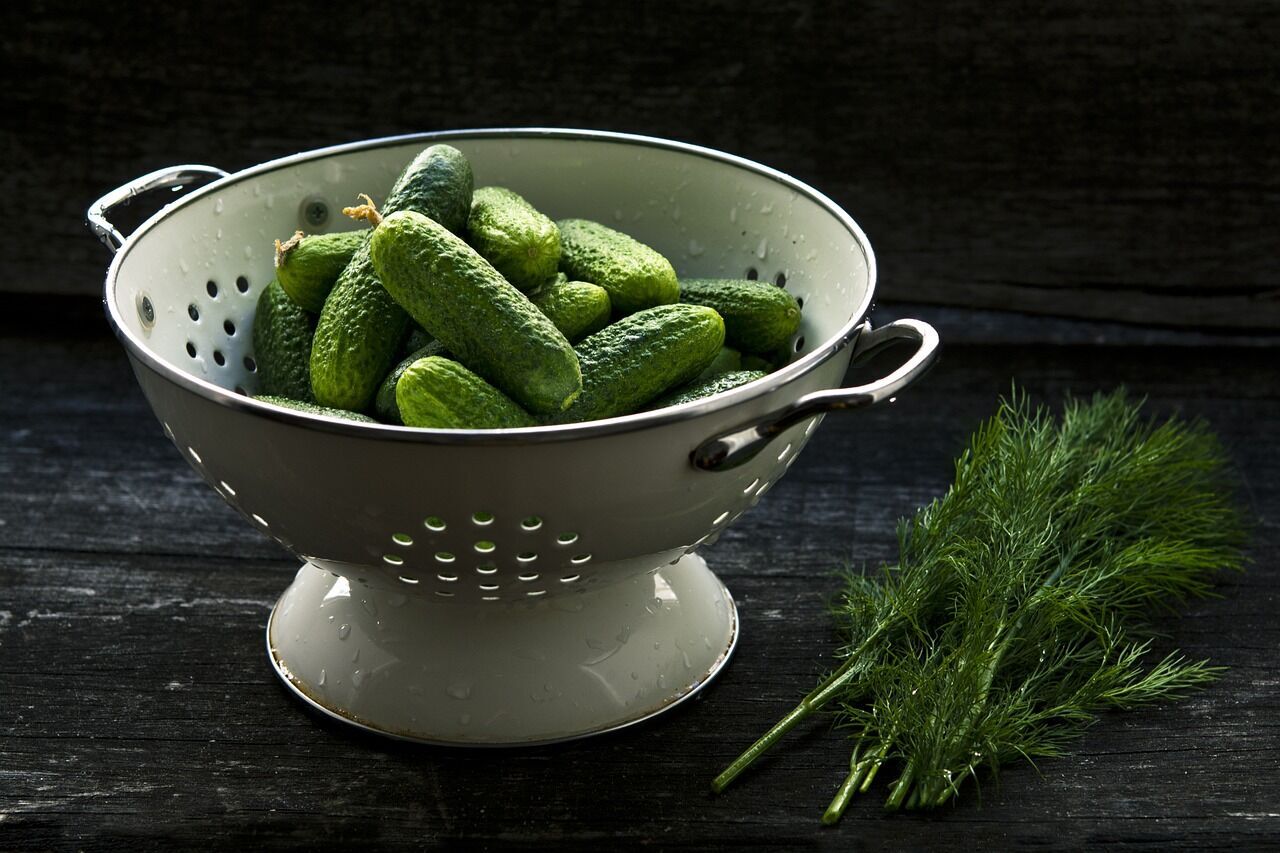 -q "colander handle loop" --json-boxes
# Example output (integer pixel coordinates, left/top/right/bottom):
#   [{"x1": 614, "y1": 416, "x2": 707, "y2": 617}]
[
  {"x1": 87, "y1": 165, "x2": 230, "y2": 253},
  {"x1": 691, "y1": 318, "x2": 940, "y2": 472}
]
